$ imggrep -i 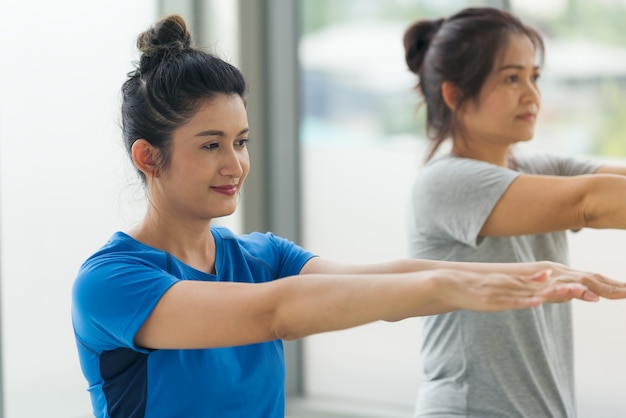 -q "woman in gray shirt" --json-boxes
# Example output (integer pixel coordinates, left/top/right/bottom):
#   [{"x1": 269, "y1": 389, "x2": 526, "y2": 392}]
[{"x1": 404, "y1": 7, "x2": 626, "y2": 418}]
